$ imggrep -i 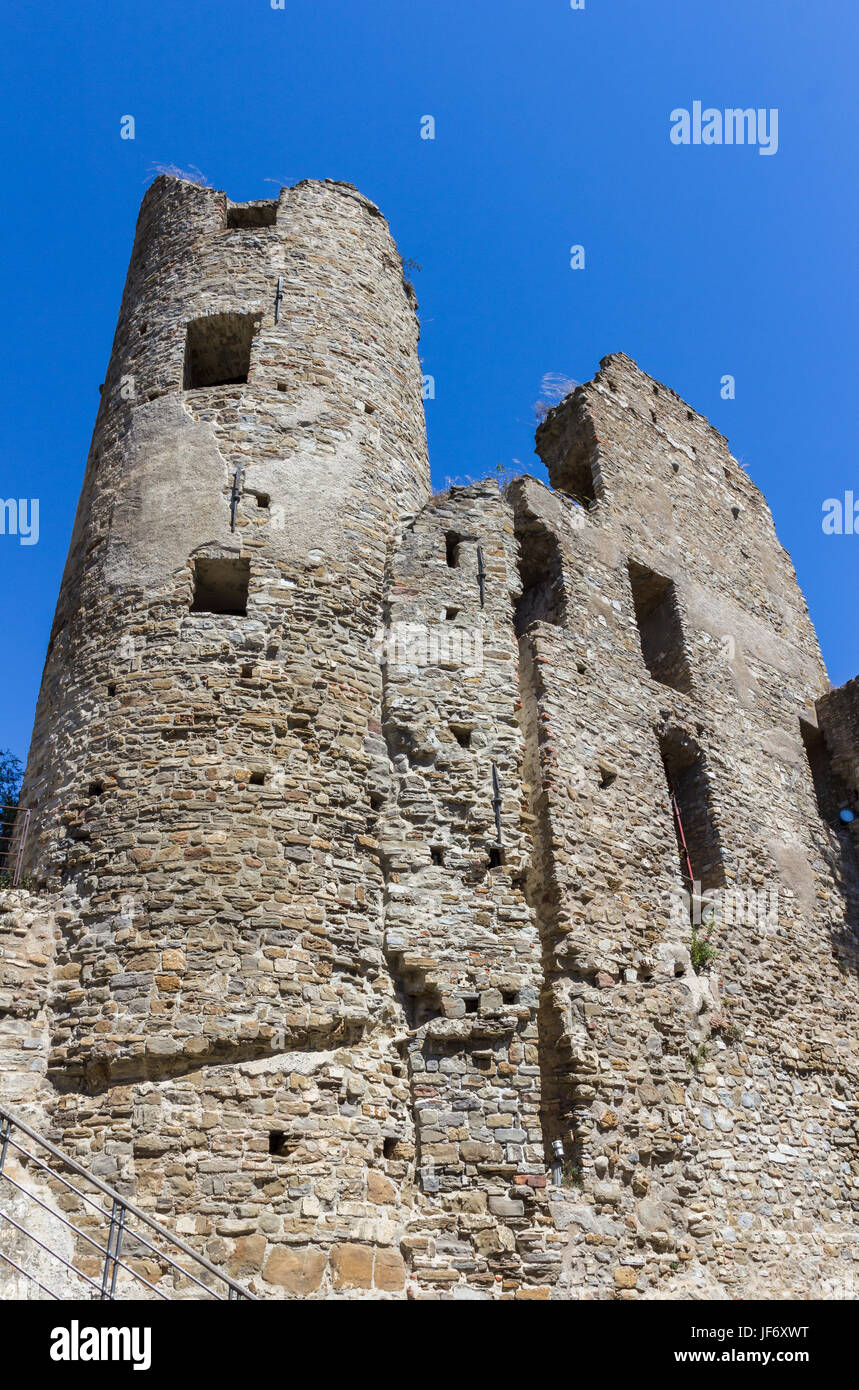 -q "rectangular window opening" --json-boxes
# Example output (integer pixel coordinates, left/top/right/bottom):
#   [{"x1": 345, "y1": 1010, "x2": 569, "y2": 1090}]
[
  {"x1": 659, "y1": 730, "x2": 725, "y2": 903},
  {"x1": 183, "y1": 312, "x2": 258, "y2": 389},
  {"x1": 226, "y1": 202, "x2": 277, "y2": 229},
  {"x1": 444, "y1": 531, "x2": 478, "y2": 570},
  {"x1": 445, "y1": 531, "x2": 465, "y2": 567},
  {"x1": 514, "y1": 520, "x2": 566, "y2": 636},
  {"x1": 800, "y1": 720, "x2": 855, "y2": 828},
  {"x1": 558, "y1": 439, "x2": 599, "y2": 509},
  {"x1": 268, "y1": 1130, "x2": 286, "y2": 1155},
  {"x1": 191, "y1": 556, "x2": 250, "y2": 616},
  {"x1": 628, "y1": 561, "x2": 693, "y2": 694}
]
